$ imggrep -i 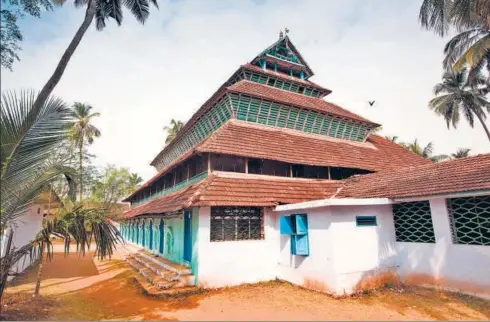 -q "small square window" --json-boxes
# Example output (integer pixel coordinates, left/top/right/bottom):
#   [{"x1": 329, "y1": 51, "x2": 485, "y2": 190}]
[{"x1": 356, "y1": 216, "x2": 377, "y2": 226}]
